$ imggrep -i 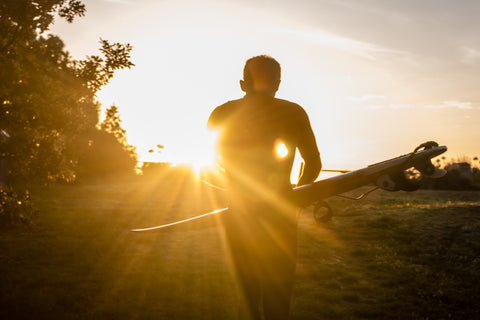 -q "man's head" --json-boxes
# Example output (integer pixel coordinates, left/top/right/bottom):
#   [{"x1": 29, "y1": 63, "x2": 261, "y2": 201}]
[{"x1": 240, "y1": 55, "x2": 281, "y2": 96}]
